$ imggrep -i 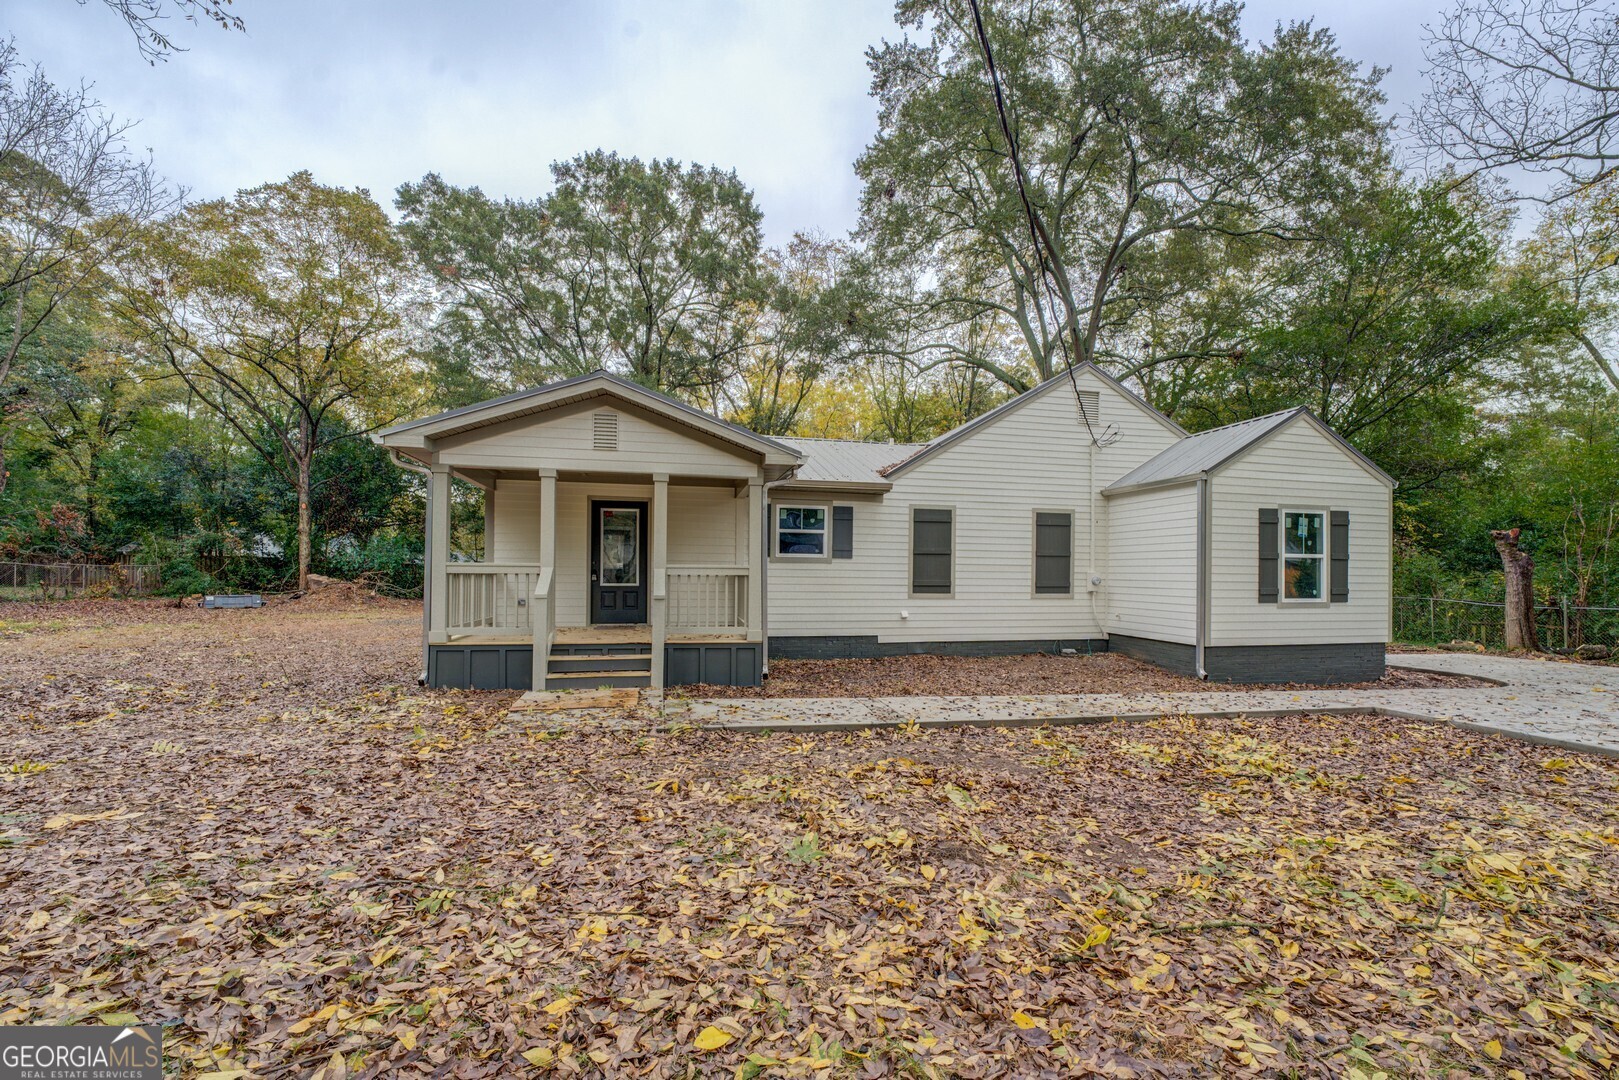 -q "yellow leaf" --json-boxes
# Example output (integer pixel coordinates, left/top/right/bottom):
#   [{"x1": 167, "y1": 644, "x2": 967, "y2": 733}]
[
  {"x1": 25, "y1": 910, "x2": 48, "y2": 932},
  {"x1": 699, "y1": 945, "x2": 725, "y2": 960},
  {"x1": 521, "y1": 1046, "x2": 553, "y2": 1067},
  {"x1": 1081, "y1": 924, "x2": 1111, "y2": 949},
  {"x1": 1280, "y1": 940, "x2": 1299, "y2": 960},
  {"x1": 693, "y1": 1026, "x2": 733, "y2": 1051},
  {"x1": 542, "y1": 997, "x2": 575, "y2": 1016},
  {"x1": 1011, "y1": 1010, "x2": 1037, "y2": 1030},
  {"x1": 1483, "y1": 1039, "x2": 1503, "y2": 1060},
  {"x1": 397, "y1": 1027, "x2": 418, "y2": 1051},
  {"x1": 919, "y1": 864, "x2": 936, "y2": 882}
]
